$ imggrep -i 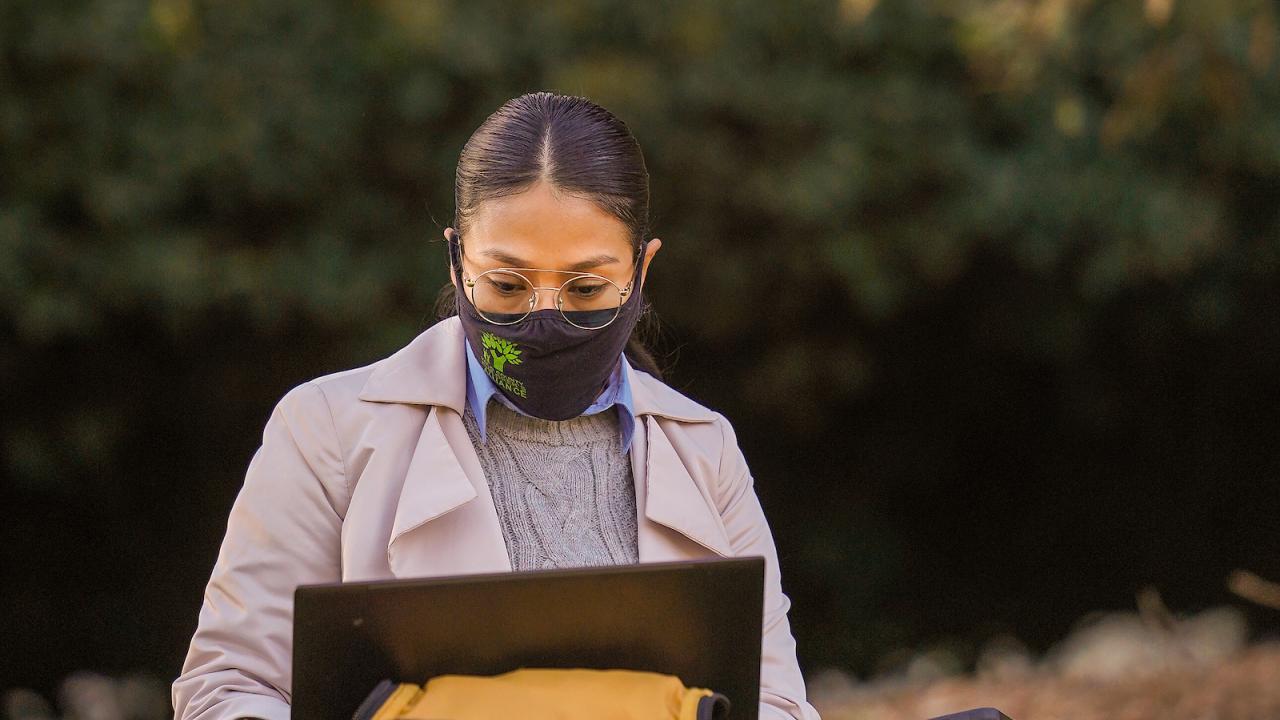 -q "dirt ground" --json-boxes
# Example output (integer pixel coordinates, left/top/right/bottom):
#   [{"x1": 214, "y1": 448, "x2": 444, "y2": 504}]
[{"x1": 809, "y1": 639, "x2": 1280, "y2": 720}]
